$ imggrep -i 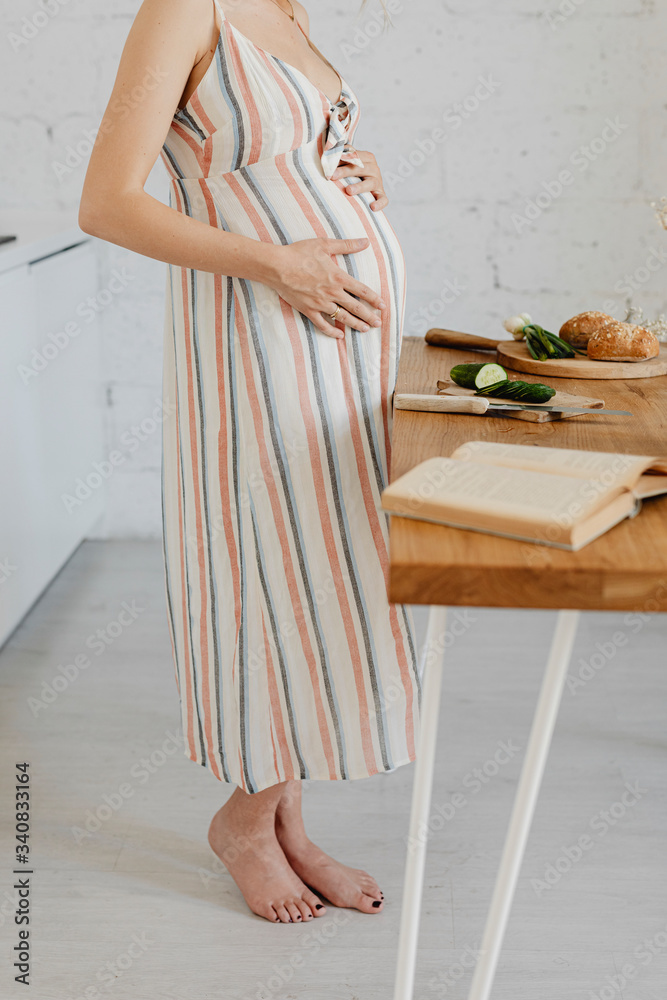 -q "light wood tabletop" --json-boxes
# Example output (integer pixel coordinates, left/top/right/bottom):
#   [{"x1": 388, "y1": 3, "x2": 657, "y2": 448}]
[{"x1": 388, "y1": 337, "x2": 667, "y2": 611}]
